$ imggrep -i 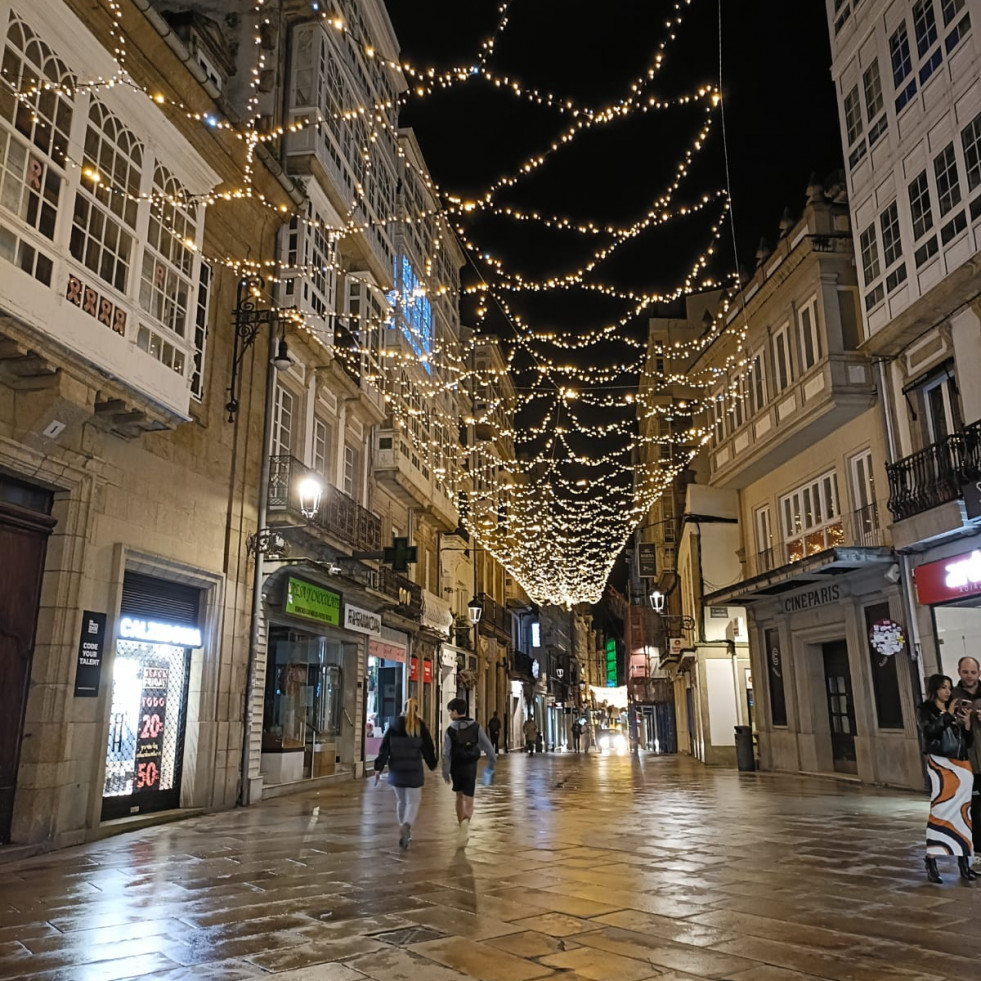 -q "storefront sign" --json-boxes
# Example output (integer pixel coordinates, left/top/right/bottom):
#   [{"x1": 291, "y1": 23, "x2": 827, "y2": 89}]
[
  {"x1": 119, "y1": 616, "x2": 202, "y2": 648},
  {"x1": 284, "y1": 577, "x2": 341, "y2": 626},
  {"x1": 781, "y1": 583, "x2": 841, "y2": 614},
  {"x1": 667, "y1": 637, "x2": 684, "y2": 656},
  {"x1": 73, "y1": 611, "x2": 107, "y2": 697},
  {"x1": 369, "y1": 638, "x2": 406, "y2": 663},
  {"x1": 915, "y1": 549, "x2": 981, "y2": 605},
  {"x1": 344, "y1": 603, "x2": 382, "y2": 637},
  {"x1": 134, "y1": 663, "x2": 169, "y2": 793},
  {"x1": 637, "y1": 543, "x2": 657, "y2": 578},
  {"x1": 423, "y1": 659, "x2": 433, "y2": 684}
]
